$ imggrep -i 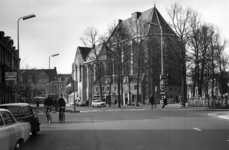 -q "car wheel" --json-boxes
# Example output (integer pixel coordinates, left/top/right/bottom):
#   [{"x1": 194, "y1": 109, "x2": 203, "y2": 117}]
[
  {"x1": 32, "y1": 128, "x2": 38, "y2": 136},
  {"x1": 14, "y1": 140, "x2": 22, "y2": 150}
]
